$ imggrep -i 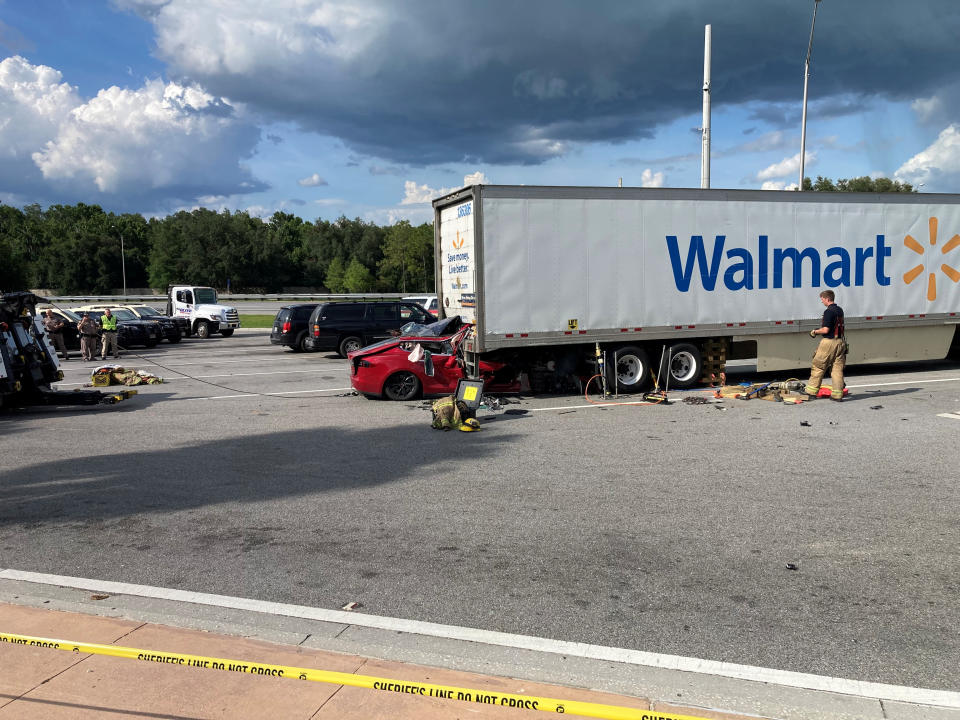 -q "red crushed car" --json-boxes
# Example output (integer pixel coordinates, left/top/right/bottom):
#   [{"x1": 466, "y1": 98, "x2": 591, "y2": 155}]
[{"x1": 348, "y1": 318, "x2": 519, "y2": 400}]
